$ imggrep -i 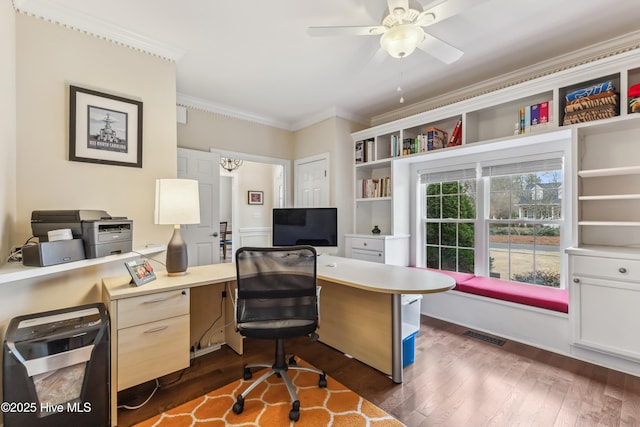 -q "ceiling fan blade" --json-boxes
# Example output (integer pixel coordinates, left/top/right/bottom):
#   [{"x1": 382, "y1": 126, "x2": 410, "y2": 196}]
[
  {"x1": 307, "y1": 25, "x2": 386, "y2": 37},
  {"x1": 417, "y1": 32, "x2": 463, "y2": 63}
]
